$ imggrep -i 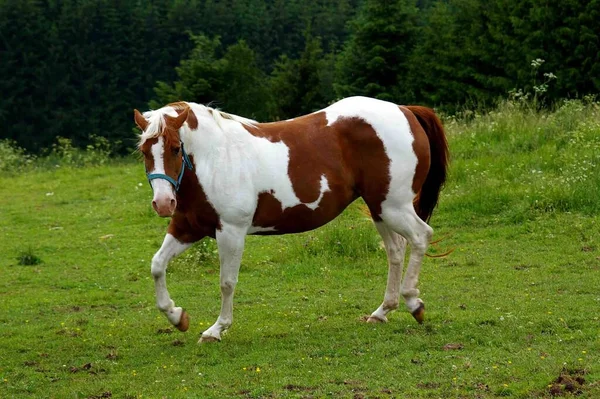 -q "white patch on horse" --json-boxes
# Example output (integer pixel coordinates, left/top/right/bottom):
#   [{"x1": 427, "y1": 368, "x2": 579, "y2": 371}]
[
  {"x1": 303, "y1": 175, "x2": 330, "y2": 210},
  {"x1": 325, "y1": 96, "x2": 418, "y2": 207}
]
